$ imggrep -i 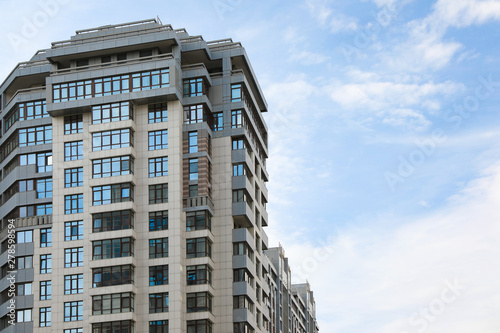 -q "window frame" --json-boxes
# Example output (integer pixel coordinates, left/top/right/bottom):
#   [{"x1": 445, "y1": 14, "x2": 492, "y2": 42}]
[
  {"x1": 149, "y1": 211, "x2": 168, "y2": 231},
  {"x1": 148, "y1": 156, "x2": 168, "y2": 177},
  {"x1": 149, "y1": 183, "x2": 168, "y2": 204},
  {"x1": 65, "y1": 167, "x2": 83, "y2": 187},
  {"x1": 148, "y1": 129, "x2": 168, "y2": 150},
  {"x1": 149, "y1": 265, "x2": 169, "y2": 286},
  {"x1": 64, "y1": 141, "x2": 83, "y2": 161},
  {"x1": 149, "y1": 238, "x2": 169, "y2": 259}
]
